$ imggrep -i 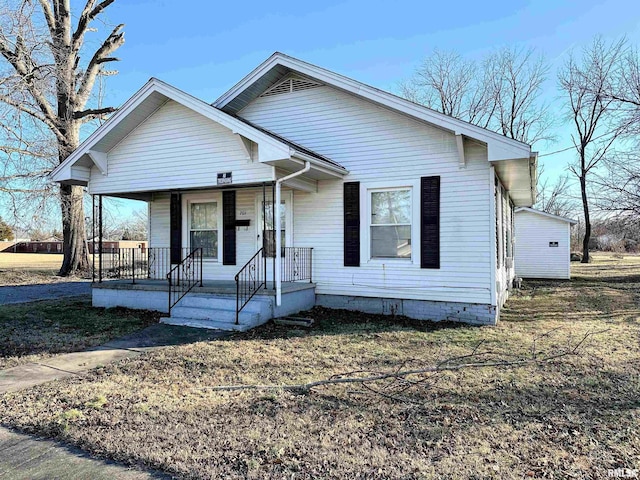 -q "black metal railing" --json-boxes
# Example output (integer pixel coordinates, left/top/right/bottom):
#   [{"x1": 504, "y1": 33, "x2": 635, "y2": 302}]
[
  {"x1": 96, "y1": 247, "x2": 150, "y2": 282},
  {"x1": 235, "y1": 247, "x2": 266, "y2": 325},
  {"x1": 167, "y1": 248, "x2": 203, "y2": 314},
  {"x1": 281, "y1": 247, "x2": 313, "y2": 283},
  {"x1": 95, "y1": 247, "x2": 193, "y2": 283}
]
